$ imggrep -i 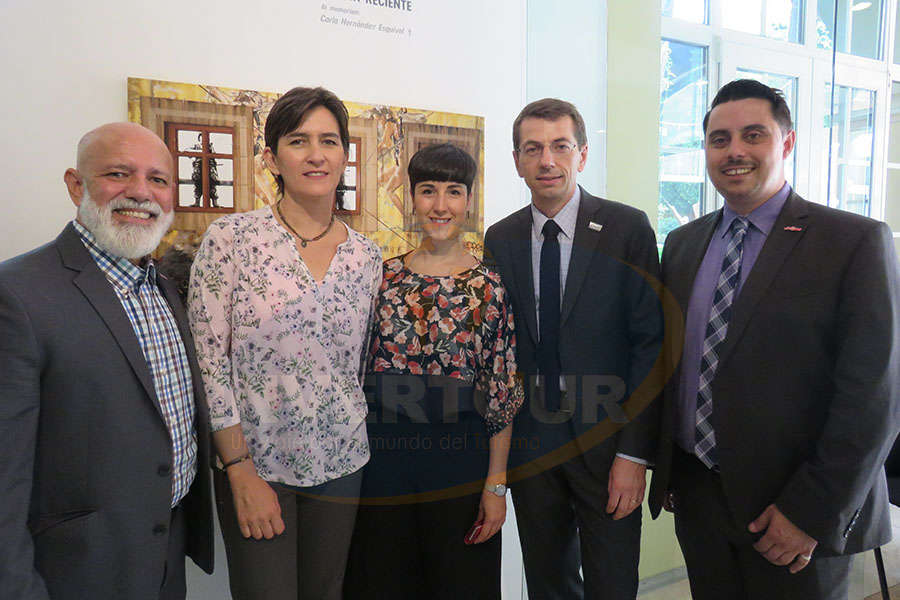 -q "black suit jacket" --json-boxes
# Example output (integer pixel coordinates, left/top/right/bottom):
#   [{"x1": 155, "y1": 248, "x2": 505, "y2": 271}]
[
  {"x1": 484, "y1": 188, "x2": 664, "y2": 477},
  {"x1": 0, "y1": 224, "x2": 214, "y2": 599},
  {"x1": 649, "y1": 192, "x2": 900, "y2": 555}
]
